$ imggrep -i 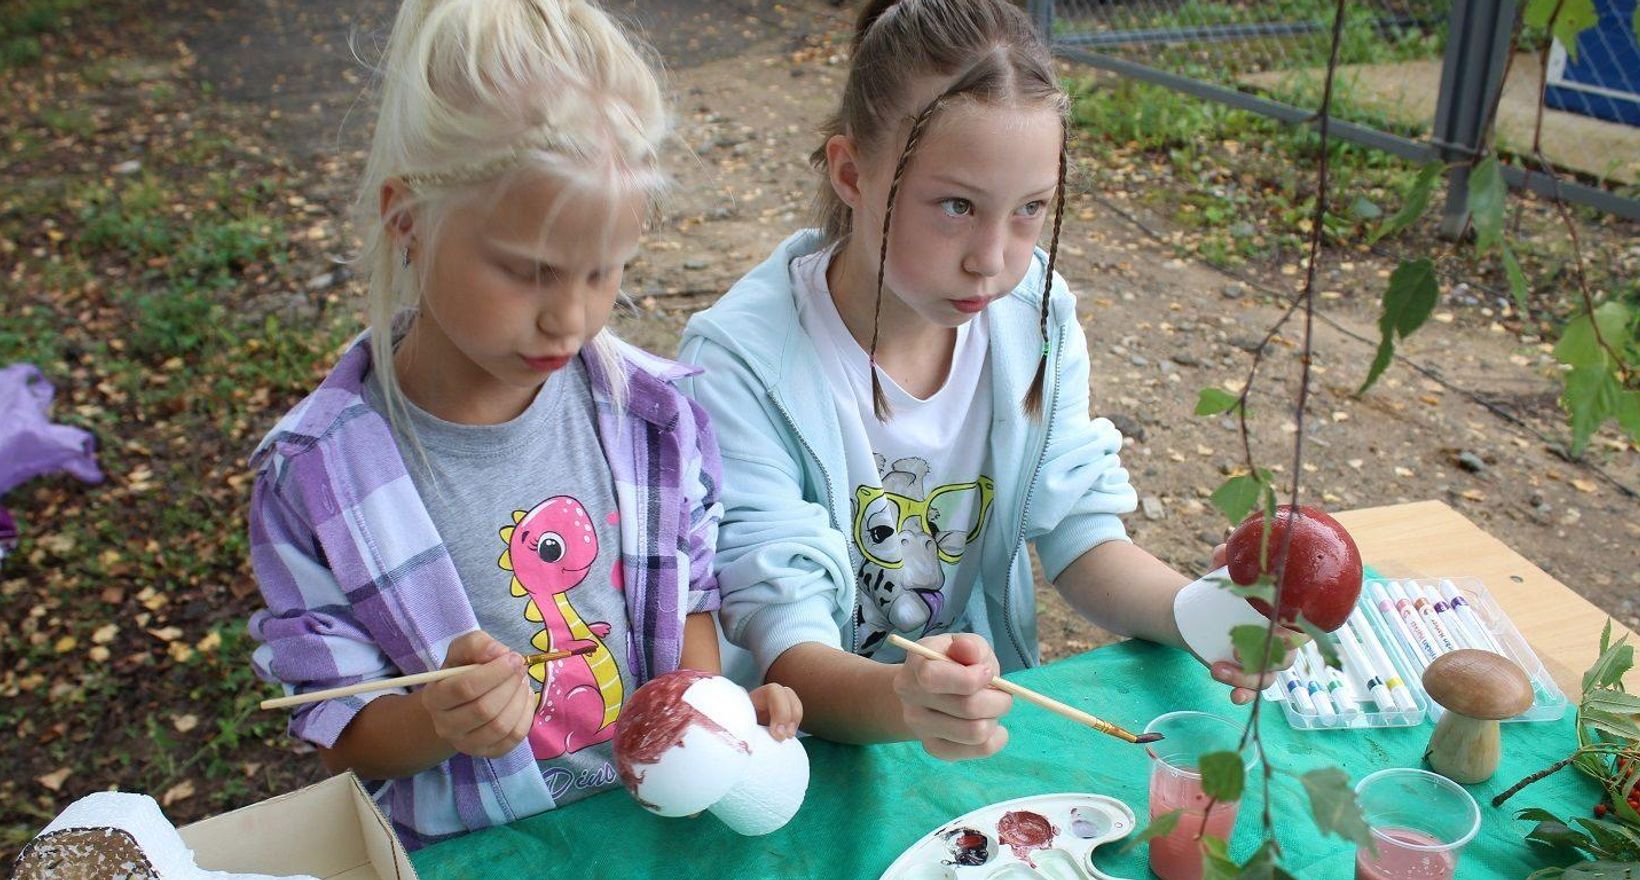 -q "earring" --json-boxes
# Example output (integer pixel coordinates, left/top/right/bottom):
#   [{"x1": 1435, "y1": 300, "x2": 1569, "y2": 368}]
[{"x1": 402, "y1": 246, "x2": 412, "y2": 268}]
